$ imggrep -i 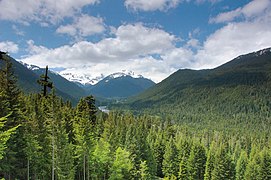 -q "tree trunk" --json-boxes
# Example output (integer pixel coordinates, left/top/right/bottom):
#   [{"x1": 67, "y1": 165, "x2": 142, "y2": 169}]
[
  {"x1": 87, "y1": 155, "x2": 89, "y2": 180},
  {"x1": 52, "y1": 135, "x2": 55, "y2": 180},
  {"x1": 83, "y1": 155, "x2": 86, "y2": 180},
  {"x1": 27, "y1": 158, "x2": 30, "y2": 180}
]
